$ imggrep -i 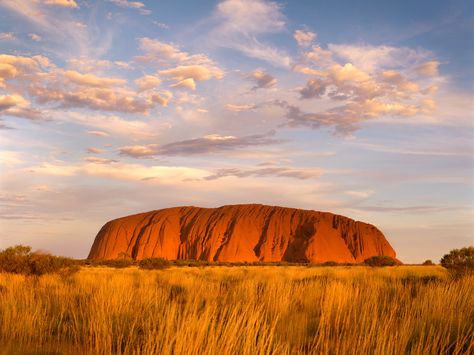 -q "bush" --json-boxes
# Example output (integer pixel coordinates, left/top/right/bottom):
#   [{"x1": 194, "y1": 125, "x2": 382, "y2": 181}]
[
  {"x1": 364, "y1": 256, "x2": 397, "y2": 267},
  {"x1": 422, "y1": 260, "x2": 434, "y2": 266},
  {"x1": 87, "y1": 258, "x2": 135, "y2": 268},
  {"x1": 0, "y1": 245, "x2": 79, "y2": 276},
  {"x1": 139, "y1": 257, "x2": 170, "y2": 270},
  {"x1": 0, "y1": 245, "x2": 32, "y2": 274},
  {"x1": 440, "y1": 247, "x2": 474, "y2": 277},
  {"x1": 321, "y1": 261, "x2": 339, "y2": 267}
]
